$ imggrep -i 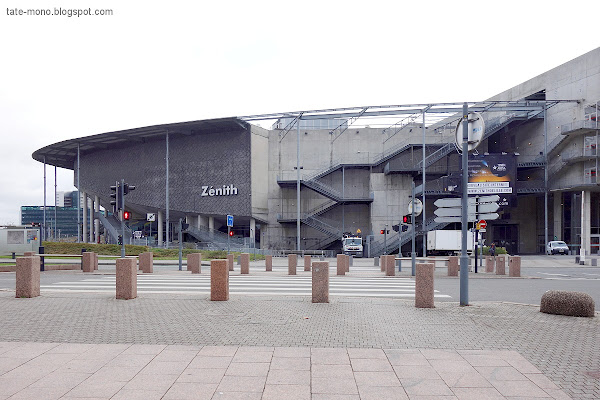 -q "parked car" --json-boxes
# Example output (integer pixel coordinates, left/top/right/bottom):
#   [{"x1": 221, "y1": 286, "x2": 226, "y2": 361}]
[{"x1": 546, "y1": 241, "x2": 569, "y2": 255}]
